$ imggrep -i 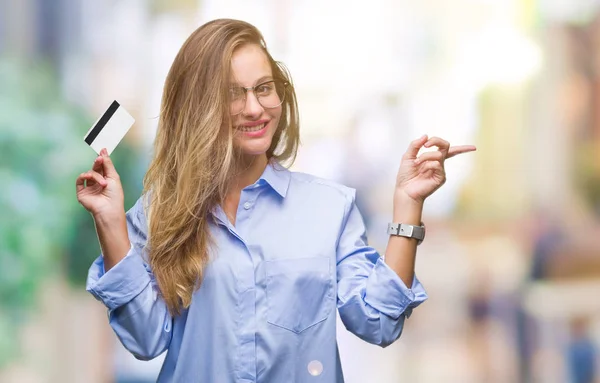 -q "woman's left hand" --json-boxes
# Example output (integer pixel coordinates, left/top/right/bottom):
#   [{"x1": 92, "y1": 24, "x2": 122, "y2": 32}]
[{"x1": 395, "y1": 135, "x2": 476, "y2": 204}]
